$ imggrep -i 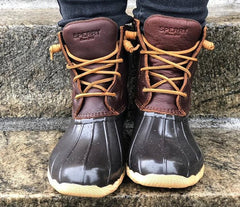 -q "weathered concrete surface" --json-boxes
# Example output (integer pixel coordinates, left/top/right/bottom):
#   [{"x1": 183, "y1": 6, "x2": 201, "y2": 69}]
[
  {"x1": 0, "y1": 10, "x2": 239, "y2": 118},
  {"x1": 0, "y1": 117, "x2": 71, "y2": 132},
  {"x1": 0, "y1": 127, "x2": 239, "y2": 206},
  {"x1": 192, "y1": 22, "x2": 240, "y2": 117},
  {"x1": 0, "y1": 0, "x2": 57, "y2": 8},
  {"x1": 0, "y1": 9, "x2": 61, "y2": 26},
  {"x1": 0, "y1": 23, "x2": 72, "y2": 118}
]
